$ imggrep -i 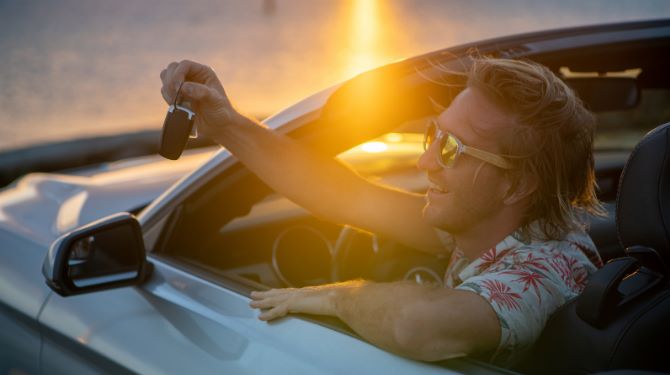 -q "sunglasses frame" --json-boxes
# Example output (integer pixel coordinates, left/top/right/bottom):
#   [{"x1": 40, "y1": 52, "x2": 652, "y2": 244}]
[{"x1": 423, "y1": 119, "x2": 512, "y2": 170}]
